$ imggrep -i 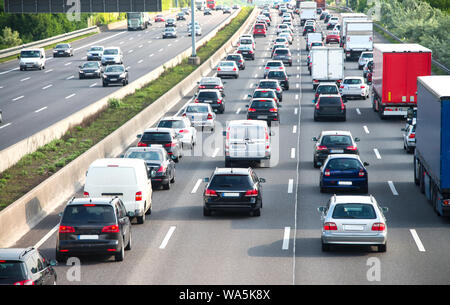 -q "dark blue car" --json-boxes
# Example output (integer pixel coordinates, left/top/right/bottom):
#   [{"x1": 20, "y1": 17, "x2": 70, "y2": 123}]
[{"x1": 320, "y1": 155, "x2": 369, "y2": 193}]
